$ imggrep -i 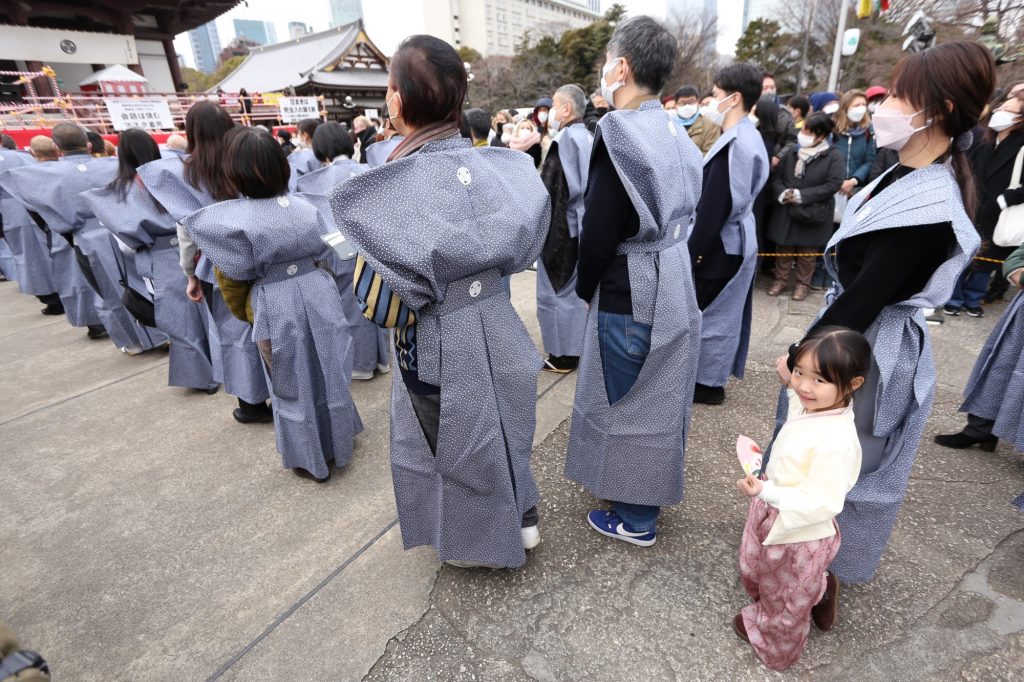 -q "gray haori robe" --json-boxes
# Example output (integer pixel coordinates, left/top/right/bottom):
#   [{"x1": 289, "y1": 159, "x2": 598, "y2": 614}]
[
  {"x1": 364, "y1": 137, "x2": 403, "y2": 167},
  {"x1": 82, "y1": 183, "x2": 221, "y2": 391},
  {"x1": 0, "y1": 159, "x2": 101, "y2": 327},
  {"x1": 695, "y1": 118, "x2": 769, "y2": 387},
  {"x1": 1, "y1": 154, "x2": 165, "y2": 351},
  {"x1": 138, "y1": 156, "x2": 270, "y2": 405},
  {"x1": 537, "y1": 122, "x2": 592, "y2": 358},
  {"x1": 0, "y1": 237, "x2": 14, "y2": 281},
  {"x1": 773, "y1": 163, "x2": 980, "y2": 583},
  {"x1": 565, "y1": 99, "x2": 704, "y2": 507},
  {"x1": 327, "y1": 137, "x2": 550, "y2": 567},
  {"x1": 185, "y1": 194, "x2": 362, "y2": 478},
  {"x1": 962, "y1": 290, "x2": 1024, "y2": 451},
  {"x1": 0, "y1": 150, "x2": 57, "y2": 296},
  {"x1": 288, "y1": 148, "x2": 320, "y2": 178},
  {"x1": 297, "y1": 161, "x2": 391, "y2": 375}
]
